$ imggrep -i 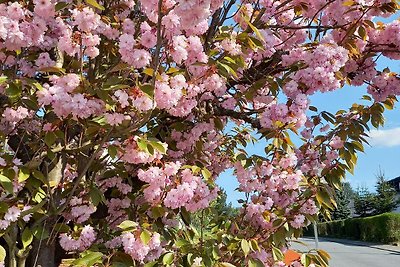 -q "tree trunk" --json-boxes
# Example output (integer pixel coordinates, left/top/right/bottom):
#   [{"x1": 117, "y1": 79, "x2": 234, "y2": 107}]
[
  {"x1": 17, "y1": 256, "x2": 27, "y2": 267},
  {"x1": 29, "y1": 239, "x2": 56, "y2": 267}
]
